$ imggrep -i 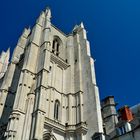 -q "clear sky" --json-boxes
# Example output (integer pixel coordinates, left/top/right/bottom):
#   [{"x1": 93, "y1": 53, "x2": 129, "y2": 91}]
[{"x1": 0, "y1": 0, "x2": 140, "y2": 108}]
